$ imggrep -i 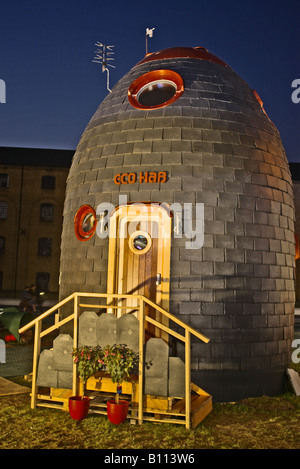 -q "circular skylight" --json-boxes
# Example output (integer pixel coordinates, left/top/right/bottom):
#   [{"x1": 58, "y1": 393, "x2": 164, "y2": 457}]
[{"x1": 128, "y1": 70, "x2": 184, "y2": 110}]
